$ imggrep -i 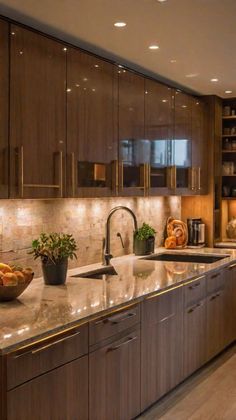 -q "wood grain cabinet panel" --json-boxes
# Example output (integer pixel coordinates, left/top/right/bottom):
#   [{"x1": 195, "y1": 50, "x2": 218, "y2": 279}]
[
  {"x1": 224, "y1": 264, "x2": 236, "y2": 346},
  {"x1": 67, "y1": 49, "x2": 117, "y2": 197},
  {"x1": 89, "y1": 328, "x2": 141, "y2": 420},
  {"x1": 118, "y1": 70, "x2": 145, "y2": 196},
  {"x1": 141, "y1": 287, "x2": 183, "y2": 411},
  {"x1": 7, "y1": 355, "x2": 88, "y2": 420},
  {"x1": 0, "y1": 19, "x2": 9, "y2": 198},
  {"x1": 9, "y1": 25, "x2": 66, "y2": 198},
  {"x1": 206, "y1": 287, "x2": 225, "y2": 361}
]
